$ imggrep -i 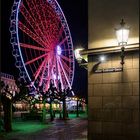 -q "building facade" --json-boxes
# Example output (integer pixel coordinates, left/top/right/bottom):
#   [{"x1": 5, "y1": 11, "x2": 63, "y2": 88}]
[
  {"x1": 1, "y1": 72, "x2": 18, "y2": 95},
  {"x1": 0, "y1": 72, "x2": 86, "y2": 113},
  {"x1": 88, "y1": 0, "x2": 139, "y2": 140}
]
